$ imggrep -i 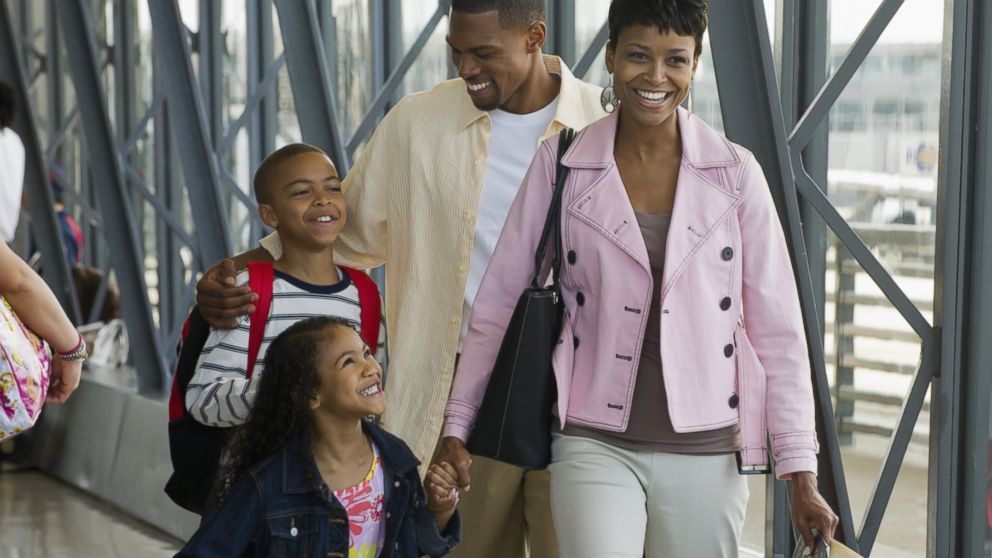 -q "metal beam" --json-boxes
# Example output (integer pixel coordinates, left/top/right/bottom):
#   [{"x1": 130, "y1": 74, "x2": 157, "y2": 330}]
[
  {"x1": 147, "y1": 0, "x2": 232, "y2": 268},
  {"x1": 547, "y1": 0, "x2": 575, "y2": 66},
  {"x1": 573, "y1": 22, "x2": 608, "y2": 80},
  {"x1": 56, "y1": 0, "x2": 166, "y2": 393},
  {"x1": 789, "y1": 0, "x2": 904, "y2": 152},
  {"x1": 781, "y1": 0, "x2": 829, "y2": 336},
  {"x1": 198, "y1": 0, "x2": 223, "y2": 146},
  {"x1": 932, "y1": 0, "x2": 992, "y2": 555},
  {"x1": 344, "y1": 0, "x2": 450, "y2": 158},
  {"x1": 707, "y1": 0, "x2": 859, "y2": 553},
  {"x1": 792, "y1": 170, "x2": 933, "y2": 339},
  {"x1": 274, "y1": 0, "x2": 350, "y2": 172},
  {"x1": 0, "y1": 2, "x2": 80, "y2": 321},
  {"x1": 857, "y1": 345, "x2": 937, "y2": 554},
  {"x1": 776, "y1": 3, "x2": 833, "y2": 543}
]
